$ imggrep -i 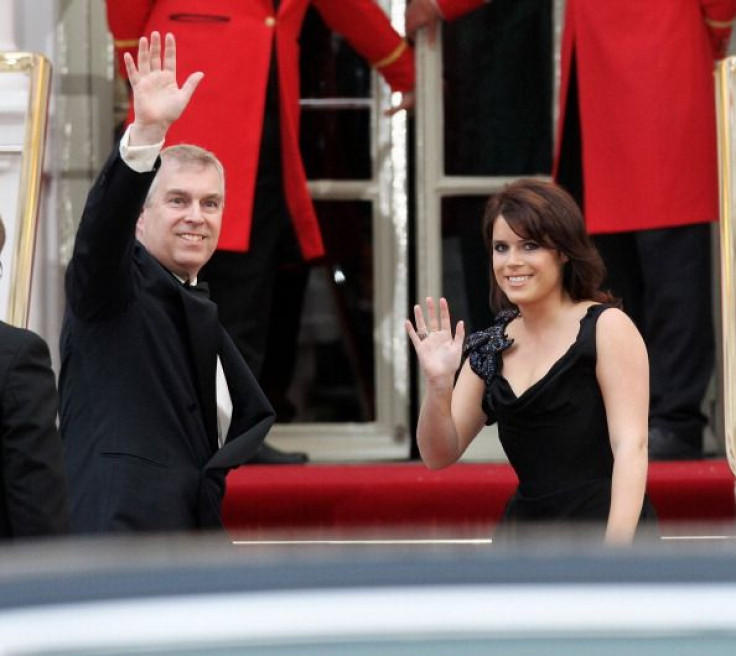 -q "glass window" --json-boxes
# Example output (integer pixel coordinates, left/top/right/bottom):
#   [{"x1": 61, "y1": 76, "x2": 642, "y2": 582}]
[
  {"x1": 442, "y1": 196, "x2": 494, "y2": 334},
  {"x1": 299, "y1": 7, "x2": 372, "y2": 180}
]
